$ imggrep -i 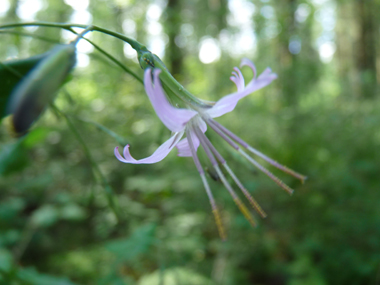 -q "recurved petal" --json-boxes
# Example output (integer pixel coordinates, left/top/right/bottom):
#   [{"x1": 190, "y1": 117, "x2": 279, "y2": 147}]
[
  {"x1": 240, "y1": 58, "x2": 257, "y2": 79},
  {"x1": 114, "y1": 131, "x2": 184, "y2": 164},
  {"x1": 206, "y1": 63, "x2": 277, "y2": 118},
  {"x1": 245, "y1": 67, "x2": 277, "y2": 90},
  {"x1": 230, "y1": 67, "x2": 245, "y2": 92},
  {"x1": 144, "y1": 69, "x2": 197, "y2": 132}
]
